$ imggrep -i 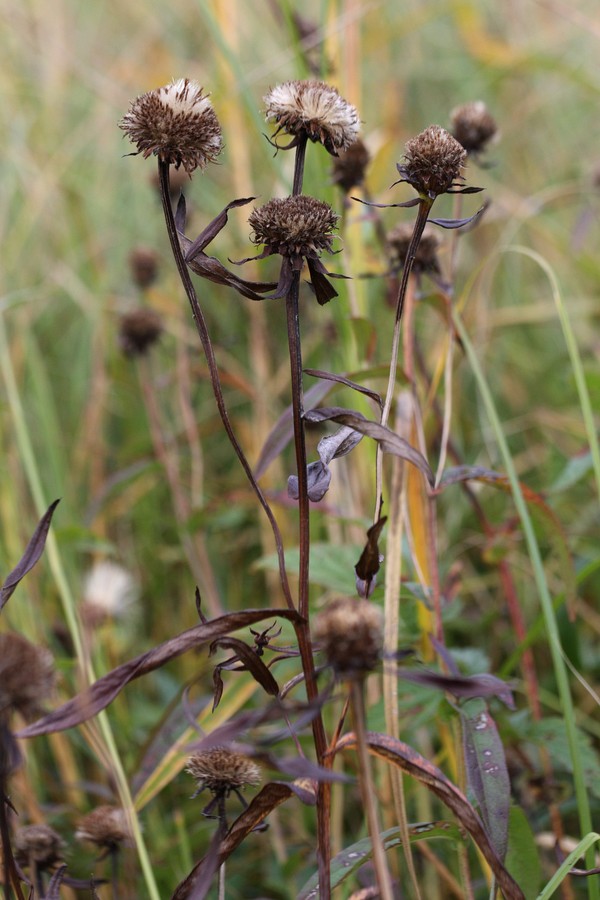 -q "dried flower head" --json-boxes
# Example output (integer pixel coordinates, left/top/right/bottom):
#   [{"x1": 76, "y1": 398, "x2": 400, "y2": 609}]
[
  {"x1": 82, "y1": 560, "x2": 140, "y2": 624},
  {"x1": 399, "y1": 125, "x2": 466, "y2": 199},
  {"x1": 331, "y1": 139, "x2": 371, "y2": 193},
  {"x1": 75, "y1": 806, "x2": 132, "y2": 850},
  {"x1": 119, "y1": 308, "x2": 163, "y2": 357},
  {"x1": 119, "y1": 79, "x2": 223, "y2": 174},
  {"x1": 0, "y1": 633, "x2": 54, "y2": 720},
  {"x1": 128, "y1": 246, "x2": 160, "y2": 289},
  {"x1": 387, "y1": 224, "x2": 440, "y2": 275},
  {"x1": 450, "y1": 101, "x2": 498, "y2": 156},
  {"x1": 14, "y1": 824, "x2": 64, "y2": 868},
  {"x1": 186, "y1": 747, "x2": 261, "y2": 797},
  {"x1": 314, "y1": 597, "x2": 383, "y2": 676},
  {"x1": 264, "y1": 80, "x2": 360, "y2": 155}
]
